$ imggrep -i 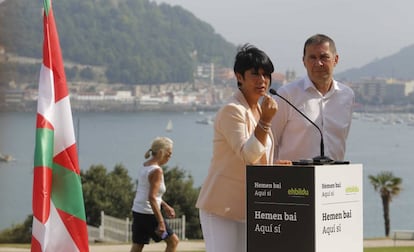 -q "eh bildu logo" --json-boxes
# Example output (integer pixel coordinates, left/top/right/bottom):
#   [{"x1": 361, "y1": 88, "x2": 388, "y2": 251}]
[{"x1": 288, "y1": 187, "x2": 309, "y2": 196}]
